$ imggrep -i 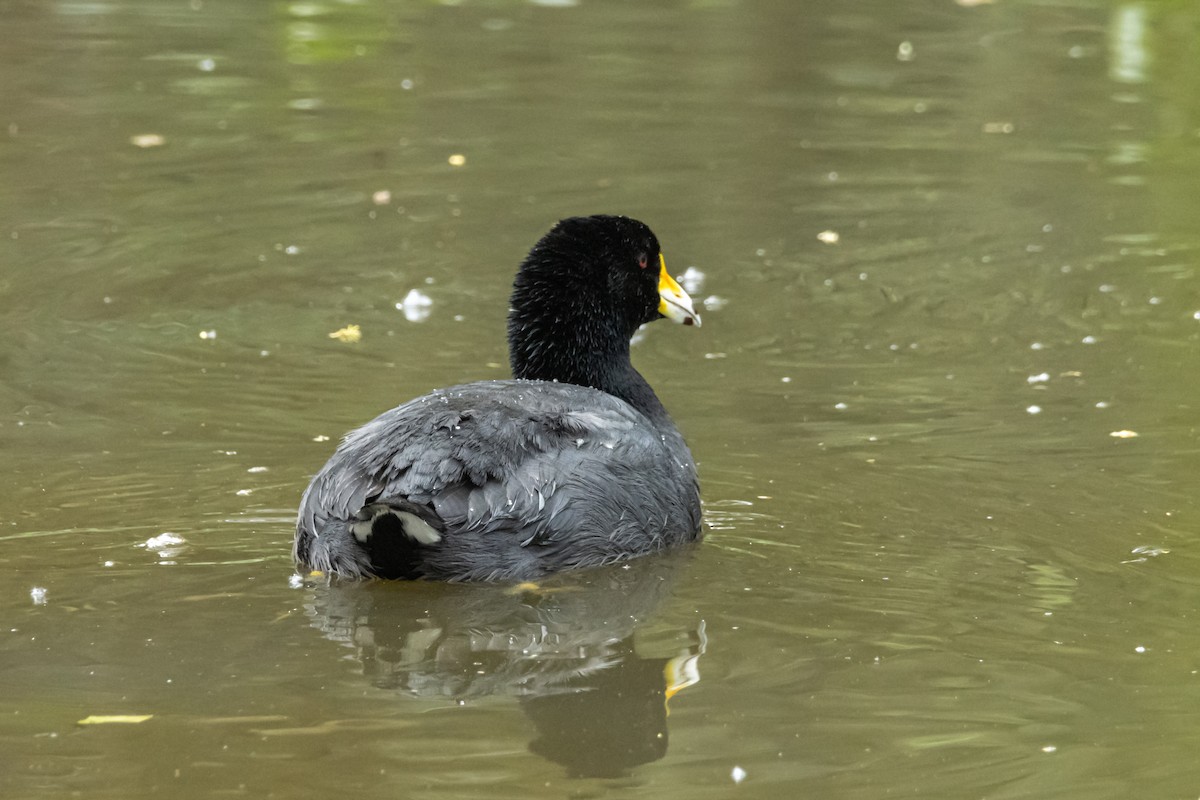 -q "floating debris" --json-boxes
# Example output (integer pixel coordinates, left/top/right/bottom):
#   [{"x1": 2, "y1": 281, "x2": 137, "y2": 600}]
[
  {"x1": 372, "y1": 190, "x2": 392, "y2": 206},
  {"x1": 1122, "y1": 544, "x2": 1169, "y2": 564},
  {"x1": 312, "y1": 434, "x2": 330, "y2": 442},
  {"x1": 198, "y1": 329, "x2": 217, "y2": 340},
  {"x1": 1110, "y1": 430, "x2": 1138, "y2": 439},
  {"x1": 448, "y1": 154, "x2": 466, "y2": 167},
  {"x1": 1027, "y1": 372, "x2": 1050, "y2": 384},
  {"x1": 328, "y1": 324, "x2": 362, "y2": 343},
  {"x1": 1026, "y1": 405, "x2": 1042, "y2": 415},
  {"x1": 130, "y1": 133, "x2": 165, "y2": 148},
  {"x1": 816, "y1": 230, "x2": 840, "y2": 244},
  {"x1": 30, "y1": 586, "x2": 47, "y2": 606},
  {"x1": 731, "y1": 765, "x2": 747, "y2": 784},
  {"x1": 78, "y1": 715, "x2": 153, "y2": 726}
]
